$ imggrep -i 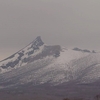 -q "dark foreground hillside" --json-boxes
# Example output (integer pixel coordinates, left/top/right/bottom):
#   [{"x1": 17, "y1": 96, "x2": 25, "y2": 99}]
[{"x1": 0, "y1": 82, "x2": 100, "y2": 100}]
